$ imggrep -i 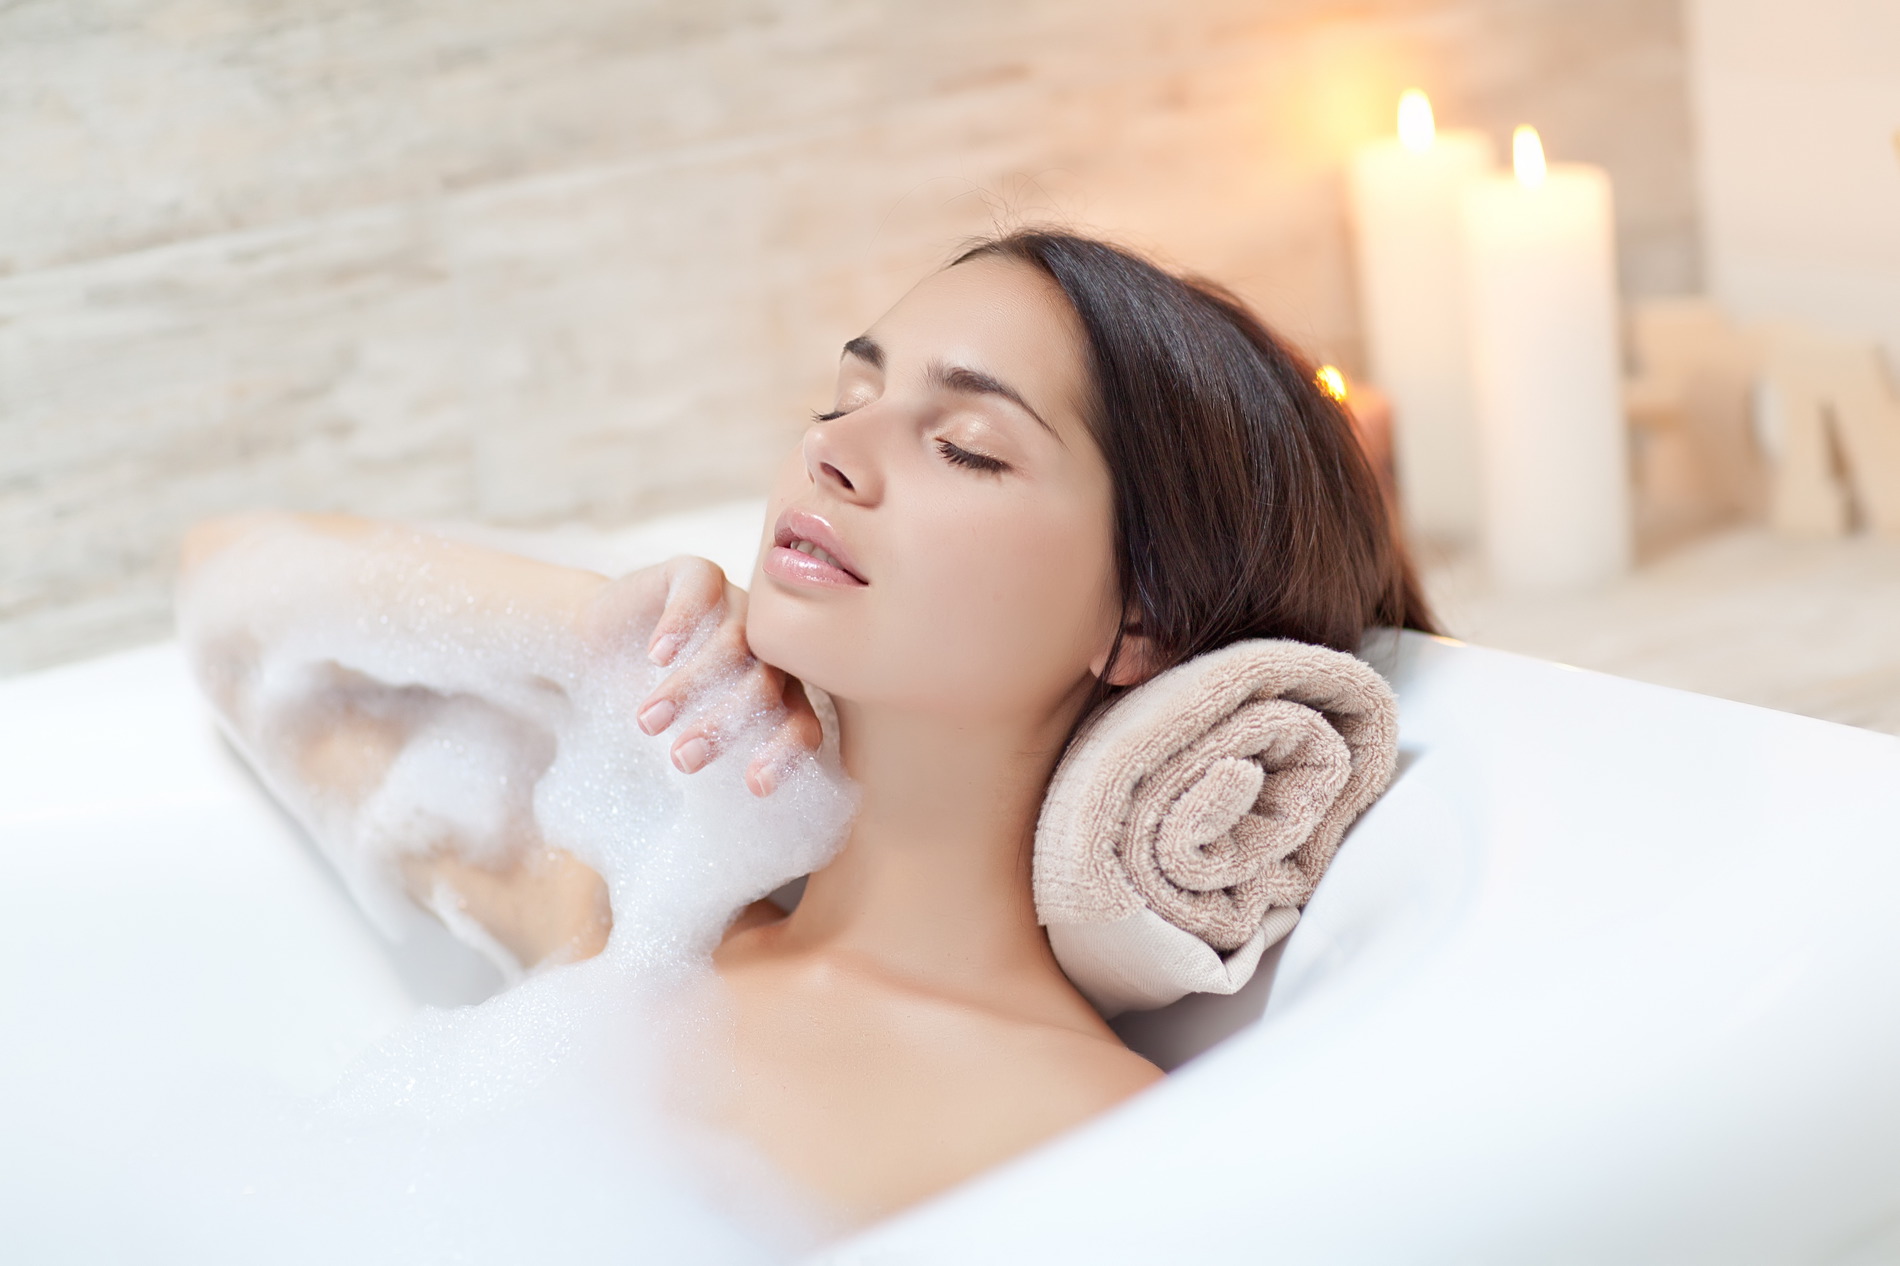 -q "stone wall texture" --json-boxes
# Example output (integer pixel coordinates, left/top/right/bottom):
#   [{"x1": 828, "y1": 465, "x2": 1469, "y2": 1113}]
[{"x1": 1, "y1": 0, "x2": 1700, "y2": 673}]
